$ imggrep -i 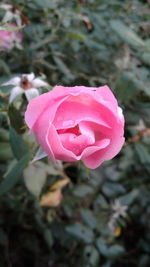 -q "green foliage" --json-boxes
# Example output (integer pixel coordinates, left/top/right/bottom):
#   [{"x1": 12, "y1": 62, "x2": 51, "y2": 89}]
[
  {"x1": 0, "y1": 0, "x2": 150, "y2": 266},
  {"x1": 111, "y1": 20, "x2": 149, "y2": 51},
  {"x1": 0, "y1": 153, "x2": 30, "y2": 195},
  {"x1": 8, "y1": 105, "x2": 25, "y2": 133},
  {"x1": 66, "y1": 222, "x2": 94, "y2": 244},
  {"x1": 96, "y1": 238, "x2": 125, "y2": 259},
  {"x1": 9, "y1": 127, "x2": 28, "y2": 160}
]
